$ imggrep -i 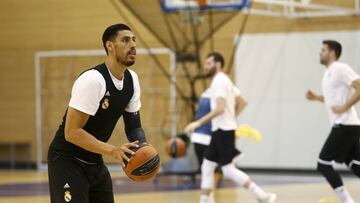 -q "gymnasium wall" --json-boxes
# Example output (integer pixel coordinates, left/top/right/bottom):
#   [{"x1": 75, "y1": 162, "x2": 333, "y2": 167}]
[
  {"x1": 0, "y1": 0, "x2": 359, "y2": 168},
  {"x1": 0, "y1": 0, "x2": 162, "y2": 165},
  {"x1": 235, "y1": 30, "x2": 360, "y2": 169}
]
